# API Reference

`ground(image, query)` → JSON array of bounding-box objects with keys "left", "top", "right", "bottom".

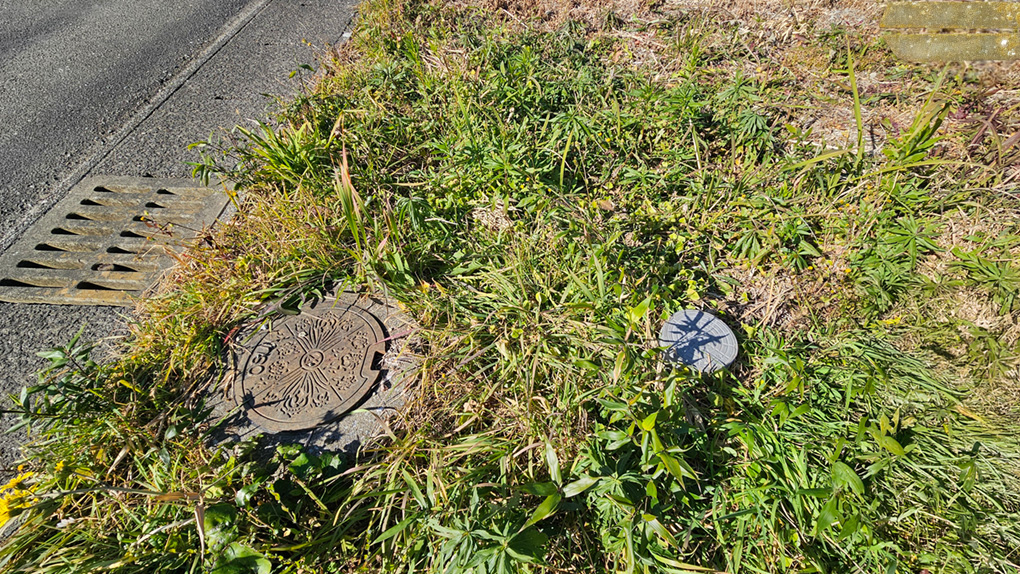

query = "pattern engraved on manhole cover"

[
  {"left": 233, "top": 302, "right": 387, "bottom": 432},
  {"left": 0, "top": 176, "right": 231, "bottom": 306}
]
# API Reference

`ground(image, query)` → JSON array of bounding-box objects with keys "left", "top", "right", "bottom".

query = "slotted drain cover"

[
  {"left": 232, "top": 300, "right": 386, "bottom": 432},
  {"left": 0, "top": 176, "right": 230, "bottom": 306}
]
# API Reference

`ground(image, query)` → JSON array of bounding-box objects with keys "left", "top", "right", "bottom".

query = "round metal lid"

[
  {"left": 658, "top": 309, "right": 738, "bottom": 373},
  {"left": 232, "top": 302, "right": 386, "bottom": 432}
]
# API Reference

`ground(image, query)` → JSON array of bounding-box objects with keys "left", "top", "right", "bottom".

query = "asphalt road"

[{"left": 0, "top": 0, "right": 357, "bottom": 474}]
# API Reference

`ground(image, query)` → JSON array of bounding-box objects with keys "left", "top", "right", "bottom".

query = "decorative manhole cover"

[
  {"left": 658, "top": 309, "right": 738, "bottom": 373},
  {"left": 233, "top": 302, "right": 386, "bottom": 432},
  {"left": 0, "top": 176, "right": 230, "bottom": 306}
]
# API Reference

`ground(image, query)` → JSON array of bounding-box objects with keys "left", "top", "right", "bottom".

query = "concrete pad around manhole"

[
  {"left": 206, "top": 291, "right": 420, "bottom": 456},
  {"left": 0, "top": 176, "right": 231, "bottom": 306}
]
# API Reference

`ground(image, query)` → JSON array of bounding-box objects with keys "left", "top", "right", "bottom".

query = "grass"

[{"left": 2, "top": 0, "right": 1020, "bottom": 572}]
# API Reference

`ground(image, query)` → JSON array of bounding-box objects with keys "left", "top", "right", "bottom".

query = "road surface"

[{"left": 0, "top": 0, "right": 358, "bottom": 474}]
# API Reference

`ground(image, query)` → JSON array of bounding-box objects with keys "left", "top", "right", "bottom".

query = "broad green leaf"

[
  {"left": 607, "top": 493, "right": 634, "bottom": 507},
  {"left": 211, "top": 543, "right": 271, "bottom": 574},
  {"left": 234, "top": 482, "right": 262, "bottom": 508},
  {"left": 562, "top": 475, "right": 600, "bottom": 498},
  {"left": 815, "top": 498, "right": 840, "bottom": 536},
  {"left": 796, "top": 488, "right": 833, "bottom": 498},
  {"left": 597, "top": 399, "right": 629, "bottom": 412},
  {"left": 524, "top": 494, "right": 561, "bottom": 528},
  {"left": 837, "top": 514, "right": 861, "bottom": 540},
  {"left": 639, "top": 411, "right": 658, "bottom": 432},
  {"left": 202, "top": 504, "right": 238, "bottom": 552},
  {"left": 506, "top": 527, "right": 549, "bottom": 564},
  {"left": 879, "top": 435, "right": 906, "bottom": 456},
  {"left": 521, "top": 482, "right": 558, "bottom": 497},
  {"left": 627, "top": 296, "right": 652, "bottom": 324},
  {"left": 650, "top": 429, "right": 665, "bottom": 453},
  {"left": 771, "top": 401, "right": 788, "bottom": 418},
  {"left": 659, "top": 453, "right": 697, "bottom": 483},
  {"left": 790, "top": 404, "right": 811, "bottom": 419},
  {"left": 832, "top": 461, "right": 865, "bottom": 495},
  {"left": 426, "top": 520, "right": 463, "bottom": 539},
  {"left": 287, "top": 452, "right": 316, "bottom": 480},
  {"left": 545, "top": 442, "right": 561, "bottom": 484},
  {"left": 959, "top": 460, "right": 978, "bottom": 492},
  {"left": 613, "top": 350, "right": 627, "bottom": 382},
  {"left": 645, "top": 480, "right": 658, "bottom": 502},
  {"left": 401, "top": 469, "right": 428, "bottom": 508},
  {"left": 879, "top": 414, "right": 891, "bottom": 436},
  {"left": 372, "top": 513, "right": 420, "bottom": 545},
  {"left": 641, "top": 514, "right": 678, "bottom": 547}
]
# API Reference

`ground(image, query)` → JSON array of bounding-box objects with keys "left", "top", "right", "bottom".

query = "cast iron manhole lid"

[
  {"left": 0, "top": 176, "right": 230, "bottom": 306},
  {"left": 232, "top": 301, "right": 387, "bottom": 432},
  {"left": 659, "top": 309, "right": 738, "bottom": 373}
]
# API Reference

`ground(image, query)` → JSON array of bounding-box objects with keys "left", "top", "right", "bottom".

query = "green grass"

[{"left": 3, "top": 1, "right": 1020, "bottom": 572}]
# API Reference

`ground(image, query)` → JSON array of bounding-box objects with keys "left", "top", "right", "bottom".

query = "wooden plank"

[
  {"left": 885, "top": 32, "right": 1020, "bottom": 61},
  {"left": 882, "top": 2, "right": 1020, "bottom": 30}
]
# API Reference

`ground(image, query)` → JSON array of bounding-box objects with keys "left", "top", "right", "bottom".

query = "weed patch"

[{"left": 3, "top": 1, "right": 1020, "bottom": 573}]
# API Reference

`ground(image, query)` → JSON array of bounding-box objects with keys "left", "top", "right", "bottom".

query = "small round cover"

[{"left": 658, "top": 309, "right": 738, "bottom": 373}]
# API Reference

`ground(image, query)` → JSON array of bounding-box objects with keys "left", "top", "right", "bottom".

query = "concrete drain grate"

[{"left": 0, "top": 176, "right": 231, "bottom": 306}]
